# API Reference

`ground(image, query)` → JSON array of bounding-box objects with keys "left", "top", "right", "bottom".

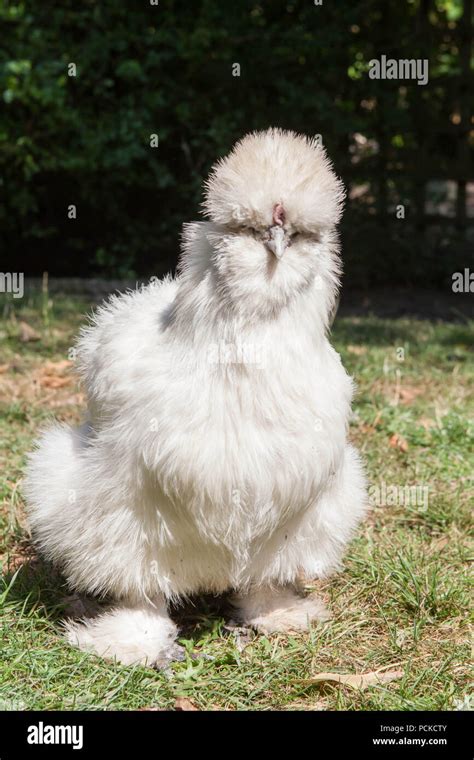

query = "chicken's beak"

[{"left": 265, "top": 226, "right": 287, "bottom": 260}]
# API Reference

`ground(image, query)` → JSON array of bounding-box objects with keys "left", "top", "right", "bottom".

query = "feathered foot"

[
  {"left": 231, "top": 584, "right": 330, "bottom": 634},
  {"left": 64, "top": 596, "right": 182, "bottom": 668}
]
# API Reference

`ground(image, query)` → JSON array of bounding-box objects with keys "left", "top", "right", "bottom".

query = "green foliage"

[{"left": 0, "top": 0, "right": 470, "bottom": 282}]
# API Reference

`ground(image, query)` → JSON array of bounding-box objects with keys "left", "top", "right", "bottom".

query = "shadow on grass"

[
  {"left": 1, "top": 547, "right": 235, "bottom": 646},
  {"left": 1, "top": 550, "right": 78, "bottom": 622},
  {"left": 333, "top": 319, "right": 415, "bottom": 347},
  {"left": 333, "top": 314, "right": 473, "bottom": 349}
]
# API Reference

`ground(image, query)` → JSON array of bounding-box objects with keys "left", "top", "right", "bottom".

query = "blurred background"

[{"left": 0, "top": 0, "right": 473, "bottom": 291}]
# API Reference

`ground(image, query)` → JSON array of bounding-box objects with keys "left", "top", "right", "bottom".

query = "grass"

[{"left": 0, "top": 288, "right": 472, "bottom": 711}]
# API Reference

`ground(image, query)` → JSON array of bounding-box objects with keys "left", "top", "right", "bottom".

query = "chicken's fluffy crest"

[{"left": 203, "top": 128, "right": 346, "bottom": 232}]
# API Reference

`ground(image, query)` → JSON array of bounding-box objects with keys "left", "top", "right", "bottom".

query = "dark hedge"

[{"left": 0, "top": 0, "right": 472, "bottom": 286}]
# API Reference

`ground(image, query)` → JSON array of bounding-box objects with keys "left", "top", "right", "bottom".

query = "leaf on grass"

[
  {"left": 38, "top": 360, "right": 74, "bottom": 389},
  {"left": 174, "top": 697, "right": 199, "bottom": 711},
  {"left": 399, "top": 386, "right": 423, "bottom": 405},
  {"left": 372, "top": 410, "right": 384, "bottom": 428},
  {"left": 389, "top": 433, "right": 409, "bottom": 452},
  {"left": 418, "top": 416, "right": 436, "bottom": 431},
  {"left": 19, "top": 321, "right": 41, "bottom": 342},
  {"left": 429, "top": 536, "right": 450, "bottom": 554},
  {"left": 347, "top": 345, "right": 367, "bottom": 356},
  {"left": 42, "top": 359, "right": 73, "bottom": 373},
  {"left": 39, "top": 376, "right": 71, "bottom": 389},
  {"left": 308, "top": 670, "right": 403, "bottom": 691},
  {"left": 359, "top": 410, "right": 384, "bottom": 435}
]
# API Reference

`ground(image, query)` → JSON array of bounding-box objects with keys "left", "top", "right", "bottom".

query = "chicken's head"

[{"left": 188, "top": 129, "right": 345, "bottom": 321}]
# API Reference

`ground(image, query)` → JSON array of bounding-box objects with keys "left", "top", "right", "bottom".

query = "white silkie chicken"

[{"left": 24, "top": 129, "right": 367, "bottom": 666}]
